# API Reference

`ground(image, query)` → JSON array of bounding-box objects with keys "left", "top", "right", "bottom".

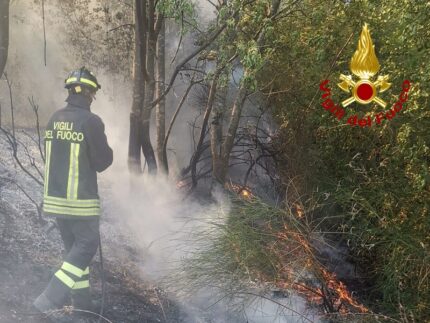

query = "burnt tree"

[
  {"left": 128, "top": 0, "right": 147, "bottom": 174},
  {"left": 128, "top": 0, "right": 160, "bottom": 174}
]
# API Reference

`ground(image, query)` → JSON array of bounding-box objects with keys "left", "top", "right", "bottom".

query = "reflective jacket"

[{"left": 43, "top": 94, "right": 113, "bottom": 219}]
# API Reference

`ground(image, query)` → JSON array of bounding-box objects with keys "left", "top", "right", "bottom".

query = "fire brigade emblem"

[{"left": 338, "top": 23, "right": 391, "bottom": 108}]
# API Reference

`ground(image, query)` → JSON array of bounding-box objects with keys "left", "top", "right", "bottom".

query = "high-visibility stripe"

[
  {"left": 44, "top": 200, "right": 99, "bottom": 208},
  {"left": 66, "top": 77, "right": 98, "bottom": 89},
  {"left": 66, "top": 77, "right": 78, "bottom": 83},
  {"left": 55, "top": 270, "right": 75, "bottom": 289},
  {"left": 73, "top": 280, "right": 90, "bottom": 289},
  {"left": 62, "top": 262, "right": 84, "bottom": 278},
  {"left": 67, "top": 143, "right": 80, "bottom": 200},
  {"left": 83, "top": 267, "right": 90, "bottom": 275},
  {"left": 43, "top": 204, "right": 99, "bottom": 216},
  {"left": 45, "top": 196, "right": 99, "bottom": 204},
  {"left": 44, "top": 141, "right": 52, "bottom": 196},
  {"left": 44, "top": 196, "right": 100, "bottom": 208},
  {"left": 79, "top": 78, "right": 98, "bottom": 89},
  {"left": 66, "top": 143, "right": 74, "bottom": 199},
  {"left": 43, "top": 204, "right": 99, "bottom": 212}
]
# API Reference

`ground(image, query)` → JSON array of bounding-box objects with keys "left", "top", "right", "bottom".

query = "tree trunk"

[
  {"left": 221, "top": 87, "right": 247, "bottom": 165},
  {"left": 210, "top": 89, "right": 224, "bottom": 186},
  {"left": 0, "top": 0, "right": 9, "bottom": 78},
  {"left": 191, "top": 72, "right": 220, "bottom": 187},
  {"left": 210, "top": 0, "right": 281, "bottom": 185},
  {"left": 212, "top": 87, "right": 247, "bottom": 185},
  {"left": 155, "top": 19, "right": 167, "bottom": 173},
  {"left": 165, "top": 78, "right": 199, "bottom": 178},
  {"left": 141, "top": 0, "right": 157, "bottom": 174},
  {"left": 128, "top": 0, "right": 147, "bottom": 174}
]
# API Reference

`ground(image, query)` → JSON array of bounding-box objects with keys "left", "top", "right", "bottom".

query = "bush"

[{"left": 264, "top": 0, "right": 430, "bottom": 320}]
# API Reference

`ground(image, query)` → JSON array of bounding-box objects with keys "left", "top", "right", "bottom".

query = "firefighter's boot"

[
  {"left": 33, "top": 293, "right": 75, "bottom": 323},
  {"left": 72, "top": 289, "right": 101, "bottom": 313},
  {"left": 33, "top": 292, "right": 59, "bottom": 314}
]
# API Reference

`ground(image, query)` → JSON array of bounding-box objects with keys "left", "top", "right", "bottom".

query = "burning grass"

[{"left": 178, "top": 195, "right": 404, "bottom": 322}]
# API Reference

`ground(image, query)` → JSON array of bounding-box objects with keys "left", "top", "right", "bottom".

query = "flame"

[
  {"left": 226, "top": 185, "right": 369, "bottom": 314},
  {"left": 278, "top": 267, "right": 369, "bottom": 314},
  {"left": 350, "top": 24, "right": 380, "bottom": 79},
  {"left": 273, "top": 226, "right": 369, "bottom": 314},
  {"left": 293, "top": 203, "right": 305, "bottom": 218},
  {"left": 229, "top": 183, "right": 255, "bottom": 199},
  {"left": 320, "top": 268, "right": 369, "bottom": 313},
  {"left": 176, "top": 180, "right": 187, "bottom": 189}
]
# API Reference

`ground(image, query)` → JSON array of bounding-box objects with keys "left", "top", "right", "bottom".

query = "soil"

[{"left": 0, "top": 177, "right": 189, "bottom": 323}]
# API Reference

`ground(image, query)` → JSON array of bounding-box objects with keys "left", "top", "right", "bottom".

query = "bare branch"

[
  {"left": 190, "top": 71, "right": 222, "bottom": 188},
  {"left": 170, "top": 11, "right": 184, "bottom": 65},
  {"left": 107, "top": 23, "right": 134, "bottom": 33},
  {"left": 147, "top": 23, "right": 228, "bottom": 110},
  {"left": 0, "top": 176, "right": 44, "bottom": 222},
  {"left": 306, "top": 31, "right": 354, "bottom": 111},
  {"left": 163, "top": 77, "right": 203, "bottom": 160},
  {"left": 0, "top": 77, "right": 44, "bottom": 186},
  {"left": 4, "top": 72, "right": 15, "bottom": 142},
  {"left": 0, "top": 127, "right": 44, "bottom": 186},
  {"left": 28, "top": 96, "right": 45, "bottom": 163}
]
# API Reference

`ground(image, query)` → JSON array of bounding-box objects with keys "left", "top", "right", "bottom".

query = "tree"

[
  {"left": 128, "top": 0, "right": 197, "bottom": 175},
  {"left": 155, "top": 19, "right": 167, "bottom": 173},
  {"left": 263, "top": 0, "right": 430, "bottom": 320},
  {"left": 209, "top": 0, "right": 284, "bottom": 186},
  {"left": 128, "top": 0, "right": 148, "bottom": 174},
  {"left": 176, "top": 0, "right": 300, "bottom": 191}
]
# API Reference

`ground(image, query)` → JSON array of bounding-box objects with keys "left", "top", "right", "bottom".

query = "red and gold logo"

[
  {"left": 338, "top": 23, "right": 391, "bottom": 108},
  {"left": 319, "top": 24, "right": 411, "bottom": 127}
]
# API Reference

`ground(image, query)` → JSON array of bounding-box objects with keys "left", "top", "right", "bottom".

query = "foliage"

[
  {"left": 264, "top": 0, "right": 430, "bottom": 320},
  {"left": 28, "top": 0, "right": 429, "bottom": 319},
  {"left": 57, "top": 0, "right": 134, "bottom": 76},
  {"left": 56, "top": 0, "right": 197, "bottom": 76},
  {"left": 184, "top": 196, "right": 403, "bottom": 321},
  {"left": 213, "top": 0, "right": 281, "bottom": 90},
  {"left": 181, "top": 197, "right": 315, "bottom": 309},
  {"left": 156, "top": 0, "right": 196, "bottom": 32}
]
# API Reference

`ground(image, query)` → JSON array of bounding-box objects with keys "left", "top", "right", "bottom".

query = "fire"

[
  {"left": 350, "top": 23, "right": 380, "bottom": 79},
  {"left": 274, "top": 226, "right": 369, "bottom": 314},
  {"left": 293, "top": 282, "right": 324, "bottom": 304},
  {"left": 319, "top": 268, "right": 369, "bottom": 313},
  {"left": 278, "top": 267, "right": 369, "bottom": 314},
  {"left": 293, "top": 203, "right": 305, "bottom": 218},
  {"left": 229, "top": 183, "right": 255, "bottom": 199},
  {"left": 176, "top": 180, "right": 187, "bottom": 189},
  {"left": 203, "top": 180, "right": 368, "bottom": 315}
]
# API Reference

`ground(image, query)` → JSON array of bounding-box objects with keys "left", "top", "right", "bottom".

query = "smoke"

[
  {"left": 1, "top": 1, "right": 320, "bottom": 322},
  {"left": 194, "top": 0, "right": 217, "bottom": 24},
  {"left": 1, "top": 1, "right": 79, "bottom": 125},
  {"left": 90, "top": 76, "right": 318, "bottom": 323}
]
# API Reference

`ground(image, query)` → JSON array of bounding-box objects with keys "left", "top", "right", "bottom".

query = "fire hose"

[
  {"left": 46, "top": 220, "right": 107, "bottom": 322},
  {"left": 98, "top": 232, "right": 106, "bottom": 323}
]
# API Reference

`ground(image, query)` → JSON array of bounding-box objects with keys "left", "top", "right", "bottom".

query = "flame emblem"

[{"left": 338, "top": 24, "right": 391, "bottom": 108}]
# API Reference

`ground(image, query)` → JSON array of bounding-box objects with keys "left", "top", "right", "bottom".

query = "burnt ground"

[
  {"left": 0, "top": 184, "right": 189, "bottom": 323},
  {"left": 0, "top": 130, "right": 369, "bottom": 323}
]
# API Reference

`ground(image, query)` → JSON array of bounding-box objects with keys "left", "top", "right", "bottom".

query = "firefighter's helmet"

[{"left": 64, "top": 67, "right": 101, "bottom": 92}]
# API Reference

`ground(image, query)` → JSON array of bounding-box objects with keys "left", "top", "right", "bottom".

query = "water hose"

[{"left": 98, "top": 232, "right": 106, "bottom": 323}]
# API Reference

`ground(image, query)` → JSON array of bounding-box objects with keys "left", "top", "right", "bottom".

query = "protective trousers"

[{"left": 41, "top": 218, "right": 99, "bottom": 308}]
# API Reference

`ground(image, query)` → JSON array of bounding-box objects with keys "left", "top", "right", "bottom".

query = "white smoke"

[
  {"left": 2, "top": 1, "right": 320, "bottom": 322},
  {"left": 2, "top": 1, "right": 79, "bottom": 125}
]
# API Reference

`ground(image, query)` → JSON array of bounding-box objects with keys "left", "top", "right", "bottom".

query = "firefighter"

[{"left": 33, "top": 67, "right": 113, "bottom": 320}]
